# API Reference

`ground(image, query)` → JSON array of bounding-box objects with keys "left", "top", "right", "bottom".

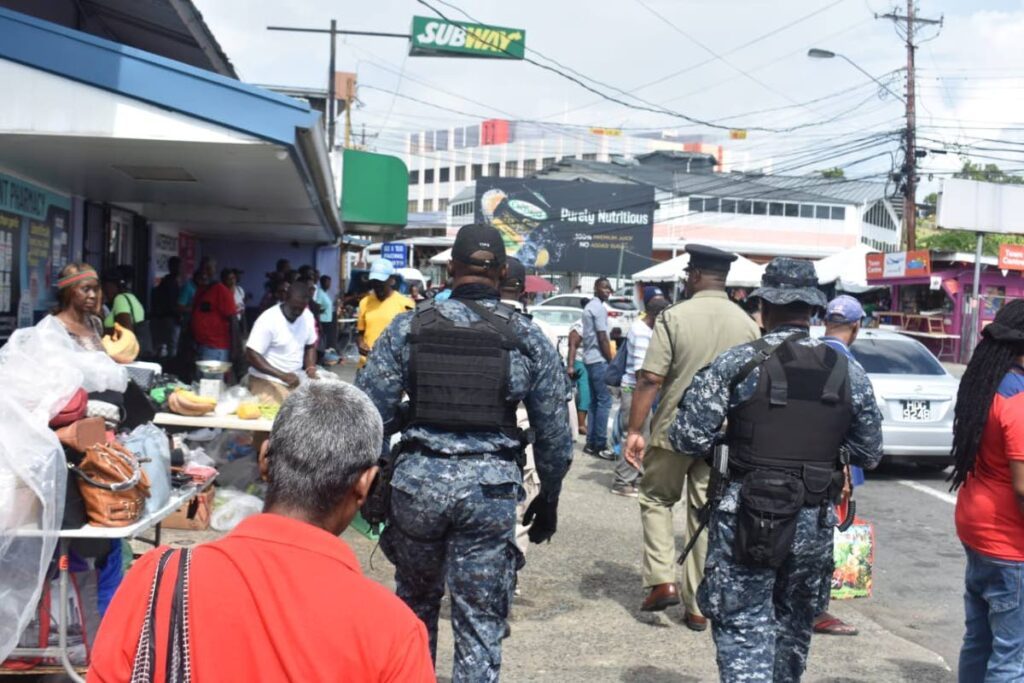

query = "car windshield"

[
  {"left": 850, "top": 338, "right": 946, "bottom": 376},
  {"left": 531, "top": 308, "right": 583, "bottom": 326},
  {"left": 608, "top": 299, "right": 637, "bottom": 311}
]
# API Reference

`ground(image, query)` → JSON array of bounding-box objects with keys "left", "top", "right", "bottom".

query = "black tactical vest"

[
  {"left": 407, "top": 299, "right": 525, "bottom": 436},
  {"left": 727, "top": 334, "right": 854, "bottom": 504}
]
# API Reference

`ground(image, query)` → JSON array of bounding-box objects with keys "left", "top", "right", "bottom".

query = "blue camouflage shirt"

[
  {"left": 669, "top": 325, "right": 883, "bottom": 471},
  {"left": 356, "top": 297, "right": 574, "bottom": 497}
]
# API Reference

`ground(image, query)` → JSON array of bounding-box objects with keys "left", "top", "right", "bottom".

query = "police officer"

[
  {"left": 624, "top": 244, "right": 760, "bottom": 628},
  {"left": 669, "top": 258, "right": 883, "bottom": 682},
  {"left": 356, "top": 224, "right": 573, "bottom": 683}
]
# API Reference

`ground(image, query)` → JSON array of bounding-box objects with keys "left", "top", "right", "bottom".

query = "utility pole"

[{"left": 879, "top": 3, "right": 942, "bottom": 251}]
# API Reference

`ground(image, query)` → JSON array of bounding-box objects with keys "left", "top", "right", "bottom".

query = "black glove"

[{"left": 523, "top": 494, "right": 559, "bottom": 544}]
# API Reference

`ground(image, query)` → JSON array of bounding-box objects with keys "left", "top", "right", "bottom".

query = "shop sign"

[
  {"left": 865, "top": 253, "right": 884, "bottom": 280},
  {"left": 866, "top": 250, "right": 931, "bottom": 280},
  {"left": 410, "top": 16, "right": 525, "bottom": 59},
  {"left": 590, "top": 128, "right": 621, "bottom": 137},
  {"left": 906, "top": 250, "right": 931, "bottom": 277},
  {"left": 998, "top": 243, "right": 1024, "bottom": 271},
  {"left": 381, "top": 242, "right": 408, "bottom": 269}
]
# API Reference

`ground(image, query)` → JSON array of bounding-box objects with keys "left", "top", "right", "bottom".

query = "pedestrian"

[
  {"left": 317, "top": 274, "right": 338, "bottom": 352},
  {"left": 245, "top": 277, "right": 319, "bottom": 406},
  {"left": 949, "top": 299, "right": 1024, "bottom": 682},
  {"left": 582, "top": 277, "right": 615, "bottom": 460},
  {"left": 151, "top": 256, "right": 182, "bottom": 357},
  {"left": 100, "top": 265, "right": 145, "bottom": 334},
  {"left": 87, "top": 382, "right": 436, "bottom": 682},
  {"left": 624, "top": 244, "right": 760, "bottom": 629},
  {"left": 813, "top": 295, "right": 867, "bottom": 637},
  {"left": 670, "top": 257, "right": 883, "bottom": 682},
  {"left": 356, "top": 259, "right": 414, "bottom": 367},
  {"left": 566, "top": 320, "right": 589, "bottom": 436},
  {"left": 190, "top": 259, "right": 236, "bottom": 362},
  {"left": 356, "top": 224, "right": 573, "bottom": 683},
  {"left": 49, "top": 262, "right": 104, "bottom": 351},
  {"left": 611, "top": 286, "right": 669, "bottom": 498}
]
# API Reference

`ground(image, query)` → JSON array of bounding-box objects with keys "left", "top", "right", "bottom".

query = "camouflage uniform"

[
  {"left": 356, "top": 296, "right": 573, "bottom": 683},
  {"left": 669, "top": 259, "right": 883, "bottom": 683}
]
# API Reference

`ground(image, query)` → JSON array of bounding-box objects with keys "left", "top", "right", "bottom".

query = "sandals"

[{"left": 813, "top": 612, "right": 859, "bottom": 636}]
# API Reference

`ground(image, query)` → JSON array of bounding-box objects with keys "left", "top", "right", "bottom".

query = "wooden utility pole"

[{"left": 879, "top": 3, "right": 942, "bottom": 251}]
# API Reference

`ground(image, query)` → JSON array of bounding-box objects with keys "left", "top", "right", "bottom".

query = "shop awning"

[
  {"left": 632, "top": 252, "right": 765, "bottom": 288},
  {"left": 814, "top": 243, "right": 879, "bottom": 289},
  {"left": 0, "top": 7, "right": 342, "bottom": 243}
]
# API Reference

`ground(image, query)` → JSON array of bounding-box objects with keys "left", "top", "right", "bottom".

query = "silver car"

[{"left": 846, "top": 329, "right": 958, "bottom": 468}]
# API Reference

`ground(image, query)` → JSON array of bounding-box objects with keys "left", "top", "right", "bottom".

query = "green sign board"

[{"left": 409, "top": 16, "right": 525, "bottom": 59}]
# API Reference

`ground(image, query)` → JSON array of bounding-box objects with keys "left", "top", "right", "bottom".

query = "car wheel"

[{"left": 914, "top": 458, "right": 952, "bottom": 472}]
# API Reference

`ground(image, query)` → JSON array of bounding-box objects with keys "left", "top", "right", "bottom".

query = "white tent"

[
  {"left": 632, "top": 253, "right": 765, "bottom": 288},
  {"left": 429, "top": 248, "right": 452, "bottom": 265},
  {"left": 814, "top": 243, "right": 880, "bottom": 291}
]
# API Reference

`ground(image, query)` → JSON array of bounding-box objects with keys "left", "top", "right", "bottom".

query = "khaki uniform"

[{"left": 638, "top": 290, "right": 760, "bottom": 614}]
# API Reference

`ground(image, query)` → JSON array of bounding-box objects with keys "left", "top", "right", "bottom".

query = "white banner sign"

[{"left": 938, "top": 178, "right": 1024, "bottom": 235}]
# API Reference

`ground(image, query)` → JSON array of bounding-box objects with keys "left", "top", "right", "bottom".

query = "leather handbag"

[
  {"left": 70, "top": 442, "right": 151, "bottom": 527},
  {"left": 55, "top": 417, "right": 107, "bottom": 453},
  {"left": 49, "top": 388, "right": 88, "bottom": 428}
]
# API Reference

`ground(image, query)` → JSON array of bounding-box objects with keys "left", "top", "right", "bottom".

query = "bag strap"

[
  {"left": 820, "top": 347, "right": 849, "bottom": 405},
  {"left": 69, "top": 444, "right": 142, "bottom": 491},
  {"left": 128, "top": 548, "right": 193, "bottom": 683},
  {"left": 130, "top": 549, "right": 175, "bottom": 683},
  {"left": 115, "top": 293, "right": 139, "bottom": 326},
  {"left": 462, "top": 300, "right": 528, "bottom": 353}
]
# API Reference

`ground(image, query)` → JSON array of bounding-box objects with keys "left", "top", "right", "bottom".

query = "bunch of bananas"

[{"left": 168, "top": 389, "right": 216, "bottom": 417}]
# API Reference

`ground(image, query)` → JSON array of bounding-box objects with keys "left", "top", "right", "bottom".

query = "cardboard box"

[{"left": 162, "top": 487, "right": 215, "bottom": 531}]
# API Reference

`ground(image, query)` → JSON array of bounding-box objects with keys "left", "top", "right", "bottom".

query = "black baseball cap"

[
  {"left": 452, "top": 223, "right": 506, "bottom": 268},
  {"left": 501, "top": 257, "right": 526, "bottom": 291}
]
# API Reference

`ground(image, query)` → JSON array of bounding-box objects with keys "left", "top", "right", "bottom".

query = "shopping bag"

[{"left": 830, "top": 517, "right": 874, "bottom": 600}]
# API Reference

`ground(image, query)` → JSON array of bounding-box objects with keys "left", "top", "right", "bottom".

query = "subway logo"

[{"left": 410, "top": 16, "right": 525, "bottom": 59}]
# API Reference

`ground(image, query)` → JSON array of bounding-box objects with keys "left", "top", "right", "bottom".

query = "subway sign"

[{"left": 409, "top": 16, "right": 525, "bottom": 59}]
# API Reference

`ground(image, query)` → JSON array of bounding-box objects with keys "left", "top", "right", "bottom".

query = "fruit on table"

[
  {"left": 236, "top": 402, "right": 261, "bottom": 420},
  {"left": 168, "top": 389, "right": 216, "bottom": 416}
]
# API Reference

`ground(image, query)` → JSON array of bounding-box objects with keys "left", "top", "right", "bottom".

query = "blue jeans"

[
  {"left": 959, "top": 544, "right": 1024, "bottom": 682},
  {"left": 197, "top": 345, "right": 230, "bottom": 362},
  {"left": 585, "top": 361, "right": 612, "bottom": 450}
]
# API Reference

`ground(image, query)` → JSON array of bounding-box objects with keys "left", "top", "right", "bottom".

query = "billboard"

[
  {"left": 999, "top": 243, "right": 1024, "bottom": 271},
  {"left": 409, "top": 16, "right": 525, "bottom": 59},
  {"left": 938, "top": 178, "right": 1024, "bottom": 235},
  {"left": 474, "top": 178, "right": 654, "bottom": 274},
  {"left": 865, "top": 250, "right": 930, "bottom": 280}
]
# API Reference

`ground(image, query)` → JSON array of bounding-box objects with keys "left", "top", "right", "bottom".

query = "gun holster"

[{"left": 361, "top": 441, "right": 403, "bottom": 526}]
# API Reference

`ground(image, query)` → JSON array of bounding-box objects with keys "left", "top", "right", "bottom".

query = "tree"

[
  {"left": 954, "top": 160, "right": 1024, "bottom": 185},
  {"left": 820, "top": 167, "right": 845, "bottom": 179}
]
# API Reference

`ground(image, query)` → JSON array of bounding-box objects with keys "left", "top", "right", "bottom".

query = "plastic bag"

[
  {"left": 18, "top": 317, "right": 127, "bottom": 396},
  {"left": 214, "top": 385, "right": 257, "bottom": 417},
  {"left": 121, "top": 423, "right": 172, "bottom": 516},
  {"left": 210, "top": 489, "right": 263, "bottom": 532},
  {"left": 831, "top": 517, "right": 875, "bottom": 600}
]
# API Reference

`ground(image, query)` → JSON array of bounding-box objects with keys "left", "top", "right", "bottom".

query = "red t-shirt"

[
  {"left": 87, "top": 514, "right": 434, "bottom": 683},
  {"left": 190, "top": 283, "right": 236, "bottom": 350},
  {"left": 955, "top": 378, "right": 1024, "bottom": 562}
]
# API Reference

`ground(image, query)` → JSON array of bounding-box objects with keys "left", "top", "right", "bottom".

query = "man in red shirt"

[
  {"left": 190, "top": 259, "right": 237, "bottom": 362},
  {"left": 88, "top": 382, "right": 434, "bottom": 682}
]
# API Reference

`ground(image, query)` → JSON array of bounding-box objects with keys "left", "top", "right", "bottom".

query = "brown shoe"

[
  {"left": 684, "top": 612, "right": 708, "bottom": 632},
  {"left": 640, "top": 583, "right": 681, "bottom": 612}
]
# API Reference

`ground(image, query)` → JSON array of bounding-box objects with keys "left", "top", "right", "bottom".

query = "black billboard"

[{"left": 474, "top": 178, "right": 654, "bottom": 274}]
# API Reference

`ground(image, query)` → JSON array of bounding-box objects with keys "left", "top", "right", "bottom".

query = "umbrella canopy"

[
  {"left": 631, "top": 252, "right": 765, "bottom": 288},
  {"left": 814, "top": 243, "right": 879, "bottom": 289},
  {"left": 525, "top": 275, "right": 557, "bottom": 294},
  {"left": 429, "top": 248, "right": 452, "bottom": 265}
]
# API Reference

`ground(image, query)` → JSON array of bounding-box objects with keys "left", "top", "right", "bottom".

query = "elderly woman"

[
  {"left": 88, "top": 382, "right": 434, "bottom": 681},
  {"left": 51, "top": 262, "right": 105, "bottom": 351}
]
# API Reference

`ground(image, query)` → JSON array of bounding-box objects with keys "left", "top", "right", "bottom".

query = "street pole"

[
  {"left": 616, "top": 245, "right": 625, "bottom": 289},
  {"left": 327, "top": 19, "right": 337, "bottom": 150},
  {"left": 344, "top": 75, "right": 354, "bottom": 149},
  {"left": 967, "top": 232, "right": 984, "bottom": 362},
  {"left": 904, "top": 0, "right": 917, "bottom": 251}
]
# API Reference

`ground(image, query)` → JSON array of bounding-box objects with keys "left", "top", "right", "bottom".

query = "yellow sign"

[
  {"left": 729, "top": 129, "right": 748, "bottom": 140},
  {"left": 590, "top": 127, "right": 622, "bottom": 137}
]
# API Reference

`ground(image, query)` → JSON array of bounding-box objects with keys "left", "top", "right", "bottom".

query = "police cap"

[
  {"left": 685, "top": 244, "right": 737, "bottom": 273},
  {"left": 452, "top": 223, "right": 507, "bottom": 268},
  {"left": 501, "top": 257, "right": 527, "bottom": 291}
]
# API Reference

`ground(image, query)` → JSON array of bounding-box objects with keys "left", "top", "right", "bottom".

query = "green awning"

[{"left": 341, "top": 149, "right": 408, "bottom": 236}]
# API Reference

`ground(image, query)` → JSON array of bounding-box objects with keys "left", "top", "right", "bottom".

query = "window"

[
  {"left": 721, "top": 199, "right": 737, "bottom": 213},
  {"left": 799, "top": 204, "right": 814, "bottom": 218},
  {"left": 505, "top": 160, "right": 519, "bottom": 177},
  {"left": 472, "top": 164, "right": 483, "bottom": 180},
  {"left": 409, "top": 170, "right": 419, "bottom": 185},
  {"left": 466, "top": 126, "right": 480, "bottom": 147},
  {"left": 542, "top": 157, "right": 556, "bottom": 169},
  {"left": 768, "top": 202, "right": 784, "bottom": 216},
  {"left": 435, "top": 130, "right": 449, "bottom": 152},
  {"left": 737, "top": 200, "right": 752, "bottom": 214},
  {"left": 582, "top": 153, "right": 598, "bottom": 161},
  {"left": 438, "top": 198, "right": 449, "bottom": 212},
  {"left": 455, "top": 166, "right": 466, "bottom": 182},
  {"left": 423, "top": 131, "right": 434, "bottom": 152},
  {"left": 784, "top": 203, "right": 799, "bottom": 217},
  {"left": 704, "top": 197, "right": 720, "bottom": 212},
  {"left": 689, "top": 197, "right": 703, "bottom": 212},
  {"left": 488, "top": 162, "right": 500, "bottom": 177},
  {"left": 454, "top": 128, "right": 465, "bottom": 149},
  {"left": 407, "top": 199, "right": 418, "bottom": 213},
  {"left": 815, "top": 205, "right": 830, "bottom": 219},
  {"left": 753, "top": 201, "right": 767, "bottom": 215},
  {"left": 424, "top": 169, "right": 435, "bottom": 184},
  {"left": 439, "top": 167, "right": 450, "bottom": 183},
  {"left": 850, "top": 339, "right": 945, "bottom": 376},
  {"left": 831, "top": 206, "right": 846, "bottom": 220},
  {"left": 523, "top": 159, "right": 537, "bottom": 175},
  {"left": 423, "top": 199, "right": 434, "bottom": 212},
  {"left": 410, "top": 133, "right": 420, "bottom": 154}
]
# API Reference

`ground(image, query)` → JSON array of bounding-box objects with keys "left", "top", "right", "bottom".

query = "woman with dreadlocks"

[{"left": 950, "top": 299, "right": 1024, "bottom": 681}]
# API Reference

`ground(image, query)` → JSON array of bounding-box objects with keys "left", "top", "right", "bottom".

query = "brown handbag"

[{"left": 70, "top": 442, "right": 151, "bottom": 527}]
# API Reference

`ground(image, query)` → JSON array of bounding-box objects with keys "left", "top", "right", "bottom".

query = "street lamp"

[{"left": 806, "top": 48, "right": 904, "bottom": 103}]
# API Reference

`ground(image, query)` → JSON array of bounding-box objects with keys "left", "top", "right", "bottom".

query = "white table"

[
  {"left": 153, "top": 411, "right": 274, "bottom": 432},
  {"left": 8, "top": 481, "right": 214, "bottom": 681}
]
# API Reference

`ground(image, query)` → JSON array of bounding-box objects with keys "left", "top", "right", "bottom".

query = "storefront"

[{"left": 865, "top": 250, "right": 1024, "bottom": 362}]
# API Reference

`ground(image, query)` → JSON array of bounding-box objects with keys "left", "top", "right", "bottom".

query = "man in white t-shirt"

[
  {"left": 245, "top": 277, "right": 319, "bottom": 405},
  {"left": 612, "top": 287, "right": 669, "bottom": 497}
]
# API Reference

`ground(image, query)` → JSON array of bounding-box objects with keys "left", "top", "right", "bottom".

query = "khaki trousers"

[{"left": 639, "top": 445, "right": 710, "bottom": 615}]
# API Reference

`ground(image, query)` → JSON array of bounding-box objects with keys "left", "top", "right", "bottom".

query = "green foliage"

[
  {"left": 820, "top": 167, "right": 845, "bottom": 179},
  {"left": 955, "top": 160, "right": 1024, "bottom": 185}
]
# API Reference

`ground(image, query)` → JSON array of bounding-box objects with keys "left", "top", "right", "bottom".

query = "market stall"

[
  {"left": 864, "top": 250, "right": 1024, "bottom": 362},
  {"left": 814, "top": 243, "right": 881, "bottom": 292},
  {"left": 631, "top": 251, "right": 766, "bottom": 300}
]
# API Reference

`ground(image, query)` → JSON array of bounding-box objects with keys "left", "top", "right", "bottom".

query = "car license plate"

[{"left": 901, "top": 400, "right": 931, "bottom": 421}]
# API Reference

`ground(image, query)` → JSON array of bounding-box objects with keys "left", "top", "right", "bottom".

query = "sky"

[{"left": 195, "top": 0, "right": 1024, "bottom": 190}]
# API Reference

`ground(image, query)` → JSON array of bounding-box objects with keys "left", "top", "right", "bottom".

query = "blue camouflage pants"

[
  {"left": 381, "top": 453, "right": 524, "bottom": 683},
  {"left": 698, "top": 504, "right": 834, "bottom": 683}
]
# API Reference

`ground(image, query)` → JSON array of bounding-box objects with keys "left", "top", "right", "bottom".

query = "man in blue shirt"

[{"left": 582, "top": 278, "right": 615, "bottom": 459}]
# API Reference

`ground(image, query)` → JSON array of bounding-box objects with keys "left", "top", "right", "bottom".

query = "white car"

[
  {"left": 528, "top": 305, "right": 583, "bottom": 360},
  {"left": 813, "top": 327, "right": 958, "bottom": 469},
  {"left": 537, "top": 294, "right": 639, "bottom": 332}
]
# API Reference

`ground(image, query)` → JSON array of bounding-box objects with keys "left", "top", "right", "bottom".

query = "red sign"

[
  {"left": 905, "top": 250, "right": 931, "bottom": 277},
  {"left": 999, "top": 243, "right": 1024, "bottom": 271},
  {"left": 865, "top": 253, "right": 884, "bottom": 280}
]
